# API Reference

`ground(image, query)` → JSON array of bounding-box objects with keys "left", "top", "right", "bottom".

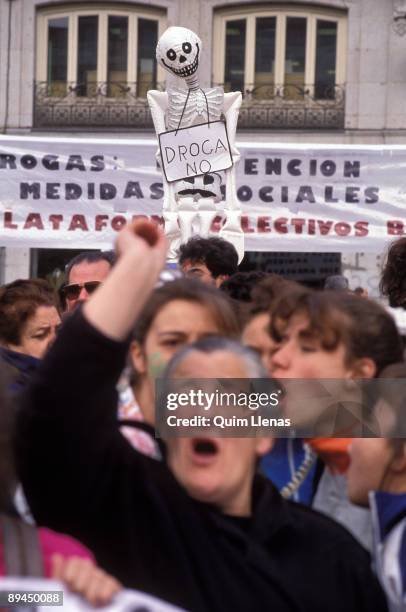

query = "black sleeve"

[
  {"left": 332, "top": 543, "right": 389, "bottom": 612},
  {"left": 15, "top": 309, "right": 153, "bottom": 533}
]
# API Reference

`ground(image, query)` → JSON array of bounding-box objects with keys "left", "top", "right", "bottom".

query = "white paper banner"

[
  {"left": 0, "top": 135, "right": 406, "bottom": 252},
  {"left": 0, "top": 577, "right": 183, "bottom": 611}
]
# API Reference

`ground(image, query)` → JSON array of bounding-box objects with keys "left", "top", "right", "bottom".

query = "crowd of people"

[{"left": 1, "top": 226, "right": 406, "bottom": 610}]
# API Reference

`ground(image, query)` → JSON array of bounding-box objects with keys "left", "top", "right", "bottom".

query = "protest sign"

[
  {"left": 158, "top": 121, "right": 233, "bottom": 182},
  {"left": 1, "top": 135, "right": 406, "bottom": 252}
]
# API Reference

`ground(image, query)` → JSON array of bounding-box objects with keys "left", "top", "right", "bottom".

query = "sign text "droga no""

[{"left": 158, "top": 121, "right": 233, "bottom": 183}]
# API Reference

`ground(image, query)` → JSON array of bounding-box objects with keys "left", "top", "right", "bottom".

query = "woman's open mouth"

[{"left": 190, "top": 438, "right": 219, "bottom": 465}]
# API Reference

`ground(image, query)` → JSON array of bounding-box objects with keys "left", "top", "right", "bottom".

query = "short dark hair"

[
  {"left": 178, "top": 237, "right": 238, "bottom": 278},
  {"left": 65, "top": 250, "right": 116, "bottom": 282},
  {"left": 271, "top": 289, "right": 403, "bottom": 375},
  {"left": 0, "top": 279, "right": 57, "bottom": 346},
  {"left": 380, "top": 237, "right": 406, "bottom": 307},
  {"left": 249, "top": 275, "right": 295, "bottom": 316},
  {"left": 220, "top": 271, "right": 269, "bottom": 303},
  {"left": 163, "top": 336, "right": 268, "bottom": 380},
  {"left": 133, "top": 278, "right": 240, "bottom": 345}
]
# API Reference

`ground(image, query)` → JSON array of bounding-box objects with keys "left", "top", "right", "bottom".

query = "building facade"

[{"left": 0, "top": 0, "right": 405, "bottom": 292}]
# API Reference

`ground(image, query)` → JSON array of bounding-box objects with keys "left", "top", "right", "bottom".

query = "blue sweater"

[{"left": 260, "top": 438, "right": 317, "bottom": 505}]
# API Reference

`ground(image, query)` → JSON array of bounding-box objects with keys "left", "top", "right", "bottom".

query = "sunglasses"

[{"left": 62, "top": 281, "right": 101, "bottom": 300}]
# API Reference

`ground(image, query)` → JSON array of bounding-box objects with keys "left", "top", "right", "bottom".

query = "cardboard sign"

[{"left": 158, "top": 121, "right": 233, "bottom": 183}]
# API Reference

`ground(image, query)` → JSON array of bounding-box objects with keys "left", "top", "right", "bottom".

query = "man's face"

[
  {"left": 65, "top": 260, "right": 111, "bottom": 311},
  {"left": 166, "top": 349, "right": 272, "bottom": 516},
  {"left": 181, "top": 260, "right": 223, "bottom": 287}
]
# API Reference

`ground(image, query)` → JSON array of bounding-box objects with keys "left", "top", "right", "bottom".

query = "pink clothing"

[
  {"left": 0, "top": 527, "right": 94, "bottom": 577},
  {"left": 118, "top": 385, "right": 161, "bottom": 459}
]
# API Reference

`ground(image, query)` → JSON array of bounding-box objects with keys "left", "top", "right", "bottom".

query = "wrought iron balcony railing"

[
  {"left": 33, "top": 81, "right": 345, "bottom": 130},
  {"left": 33, "top": 81, "right": 165, "bottom": 129},
  {"left": 217, "top": 82, "right": 345, "bottom": 130}
]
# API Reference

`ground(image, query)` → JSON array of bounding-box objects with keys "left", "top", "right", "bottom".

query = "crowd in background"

[{"left": 1, "top": 228, "right": 406, "bottom": 610}]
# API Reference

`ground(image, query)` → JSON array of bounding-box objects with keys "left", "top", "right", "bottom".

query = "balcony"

[
  {"left": 225, "top": 83, "right": 345, "bottom": 130},
  {"left": 33, "top": 81, "right": 164, "bottom": 129},
  {"left": 33, "top": 81, "right": 345, "bottom": 130}
]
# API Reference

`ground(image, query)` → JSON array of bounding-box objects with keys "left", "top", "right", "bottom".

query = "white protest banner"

[
  {"left": 158, "top": 121, "right": 233, "bottom": 182},
  {"left": 1, "top": 134, "right": 406, "bottom": 252},
  {"left": 0, "top": 577, "right": 184, "bottom": 611}
]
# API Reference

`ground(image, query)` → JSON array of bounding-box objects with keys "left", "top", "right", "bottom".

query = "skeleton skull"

[{"left": 156, "top": 27, "right": 201, "bottom": 79}]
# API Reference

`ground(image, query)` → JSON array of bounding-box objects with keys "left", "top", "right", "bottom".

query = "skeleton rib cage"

[{"left": 166, "top": 87, "right": 224, "bottom": 131}]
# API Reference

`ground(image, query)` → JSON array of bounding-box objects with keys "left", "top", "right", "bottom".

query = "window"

[
  {"left": 47, "top": 17, "right": 68, "bottom": 96},
  {"left": 36, "top": 5, "right": 166, "bottom": 98},
  {"left": 107, "top": 16, "right": 128, "bottom": 97},
  {"left": 213, "top": 5, "right": 346, "bottom": 100},
  {"left": 138, "top": 18, "right": 159, "bottom": 98},
  {"left": 77, "top": 16, "right": 98, "bottom": 97},
  {"left": 254, "top": 17, "right": 276, "bottom": 95},
  {"left": 224, "top": 20, "right": 246, "bottom": 92},
  {"left": 285, "top": 17, "right": 306, "bottom": 99}
]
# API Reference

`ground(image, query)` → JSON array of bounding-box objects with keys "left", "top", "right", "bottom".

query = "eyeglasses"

[{"left": 62, "top": 281, "right": 101, "bottom": 300}]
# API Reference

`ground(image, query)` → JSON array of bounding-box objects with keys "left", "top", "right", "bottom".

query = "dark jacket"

[
  {"left": 0, "top": 347, "right": 40, "bottom": 394},
  {"left": 16, "top": 311, "right": 388, "bottom": 612},
  {"left": 370, "top": 491, "right": 406, "bottom": 611}
]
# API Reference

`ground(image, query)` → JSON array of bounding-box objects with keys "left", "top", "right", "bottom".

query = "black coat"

[
  {"left": 0, "top": 346, "right": 40, "bottom": 394},
  {"left": 16, "top": 312, "right": 388, "bottom": 612}
]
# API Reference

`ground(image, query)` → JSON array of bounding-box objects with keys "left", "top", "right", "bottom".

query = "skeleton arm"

[
  {"left": 147, "top": 90, "right": 181, "bottom": 260},
  {"left": 222, "top": 91, "right": 242, "bottom": 210},
  {"left": 217, "top": 91, "right": 244, "bottom": 262},
  {"left": 147, "top": 91, "right": 177, "bottom": 213},
  {"left": 147, "top": 90, "right": 168, "bottom": 133},
  {"left": 223, "top": 92, "right": 242, "bottom": 160}
]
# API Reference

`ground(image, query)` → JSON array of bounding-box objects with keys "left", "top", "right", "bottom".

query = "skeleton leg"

[
  {"left": 196, "top": 198, "right": 217, "bottom": 237},
  {"left": 163, "top": 181, "right": 183, "bottom": 261},
  {"left": 219, "top": 165, "right": 244, "bottom": 263},
  {"left": 155, "top": 153, "right": 184, "bottom": 260},
  {"left": 177, "top": 197, "right": 198, "bottom": 243}
]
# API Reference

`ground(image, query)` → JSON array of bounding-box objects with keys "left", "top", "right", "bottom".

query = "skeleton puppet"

[{"left": 147, "top": 26, "right": 244, "bottom": 261}]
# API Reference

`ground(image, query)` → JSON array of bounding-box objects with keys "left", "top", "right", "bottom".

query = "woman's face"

[
  {"left": 10, "top": 305, "right": 61, "bottom": 359},
  {"left": 270, "top": 313, "right": 352, "bottom": 379},
  {"left": 132, "top": 299, "right": 224, "bottom": 382},
  {"left": 269, "top": 312, "right": 377, "bottom": 432}
]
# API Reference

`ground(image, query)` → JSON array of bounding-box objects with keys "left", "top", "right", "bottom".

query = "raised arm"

[
  {"left": 84, "top": 221, "right": 167, "bottom": 340},
  {"left": 16, "top": 222, "right": 167, "bottom": 537}
]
